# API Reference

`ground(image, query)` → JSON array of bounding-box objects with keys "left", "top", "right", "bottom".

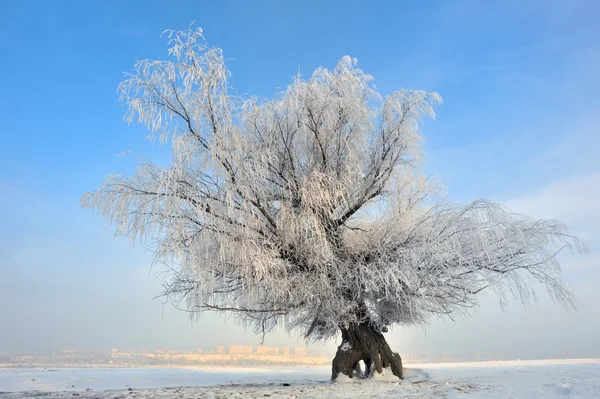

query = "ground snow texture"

[{"left": 1, "top": 360, "right": 599, "bottom": 398}]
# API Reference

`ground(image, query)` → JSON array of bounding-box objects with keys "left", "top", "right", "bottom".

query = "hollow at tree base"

[{"left": 331, "top": 322, "right": 403, "bottom": 380}]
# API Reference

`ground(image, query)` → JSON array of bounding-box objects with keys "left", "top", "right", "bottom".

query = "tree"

[{"left": 82, "top": 27, "right": 587, "bottom": 380}]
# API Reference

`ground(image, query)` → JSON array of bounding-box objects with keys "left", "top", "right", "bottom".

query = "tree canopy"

[{"left": 82, "top": 27, "right": 586, "bottom": 345}]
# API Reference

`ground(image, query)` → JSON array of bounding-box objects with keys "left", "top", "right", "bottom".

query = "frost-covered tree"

[{"left": 82, "top": 27, "right": 587, "bottom": 380}]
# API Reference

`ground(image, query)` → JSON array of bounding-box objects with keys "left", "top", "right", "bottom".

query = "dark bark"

[{"left": 331, "top": 322, "right": 403, "bottom": 380}]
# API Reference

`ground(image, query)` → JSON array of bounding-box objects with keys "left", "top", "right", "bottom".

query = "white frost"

[
  {"left": 3, "top": 360, "right": 600, "bottom": 398},
  {"left": 81, "top": 25, "right": 587, "bottom": 343}
]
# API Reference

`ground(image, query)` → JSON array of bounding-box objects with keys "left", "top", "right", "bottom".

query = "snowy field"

[{"left": 1, "top": 359, "right": 599, "bottom": 398}]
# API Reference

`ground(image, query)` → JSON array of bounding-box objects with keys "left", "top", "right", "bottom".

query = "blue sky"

[{"left": 1, "top": 0, "right": 599, "bottom": 358}]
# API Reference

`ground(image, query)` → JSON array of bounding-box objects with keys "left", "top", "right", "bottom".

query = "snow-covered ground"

[{"left": 1, "top": 359, "right": 599, "bottom": 398}]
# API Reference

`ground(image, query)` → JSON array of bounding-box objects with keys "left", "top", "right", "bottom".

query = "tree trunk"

[{"left": 331, "top": 322, "right": 403, "bottom": 380}]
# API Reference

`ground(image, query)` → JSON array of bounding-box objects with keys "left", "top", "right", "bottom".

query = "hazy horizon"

[{"left": 1, "top": 0, "right": 599, "bottom": 361}]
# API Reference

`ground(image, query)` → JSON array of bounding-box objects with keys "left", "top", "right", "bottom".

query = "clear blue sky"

[{"left": 1, "top": 0, "right": 599, "bottom": 358}]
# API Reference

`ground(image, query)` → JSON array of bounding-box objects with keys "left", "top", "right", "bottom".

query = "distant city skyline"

[{"left": 3, "top": 345, "right": 580, "bottom": 367}]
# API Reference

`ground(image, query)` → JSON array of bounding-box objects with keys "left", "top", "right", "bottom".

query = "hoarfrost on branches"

[{"left": 82, "top": 27, "right": 587, "bottom": 344}]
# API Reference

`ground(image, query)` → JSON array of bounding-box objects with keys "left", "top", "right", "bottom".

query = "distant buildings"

[
  {"left": 228, "top": 345, "right": 254, "bottom": 355},
  {"left": 256, "top": 346, "right": 279, "bottom": 355},
  {"left": 294, "top": 347, "right": 308, "bottom": 356},
  {"left": 3, "top": 345, "right": 330, "bottom": 368},
  {"left": 2, "top": 347, "right": 577, "bottom": 368}
]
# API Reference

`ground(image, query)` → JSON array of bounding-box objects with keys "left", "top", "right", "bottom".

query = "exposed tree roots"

[{"left": 331, "top": 322, "right": 403, "bottom": 380}]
